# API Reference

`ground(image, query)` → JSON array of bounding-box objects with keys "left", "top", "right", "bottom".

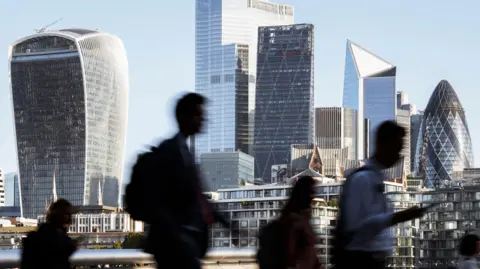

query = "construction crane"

[{"left": 35, "top": 18, "right": 63, "bottom": 33}]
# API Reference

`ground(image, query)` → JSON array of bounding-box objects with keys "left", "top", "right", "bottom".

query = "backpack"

[
  {"left": 124, "top": 147, "right": 160, "bottom": 222},
  {"left": 257, "top": 218, "right": 291, "bottom": 269},
  {"left": 331, "top": 166, "right": 373, "bottom": 269}
]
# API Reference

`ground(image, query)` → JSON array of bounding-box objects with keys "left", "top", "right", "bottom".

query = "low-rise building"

[
  {"left": 200, "top": 151, "right": 254, "bottom": 190},
  {"left": 207, "top": 175, "right": 407, "bottom": 267},
  {"left": 38, "top": 205, "right": 143, "bottom": 233},
  {"left": 418, "top": 185, "right": 480, "bottom": 269}
]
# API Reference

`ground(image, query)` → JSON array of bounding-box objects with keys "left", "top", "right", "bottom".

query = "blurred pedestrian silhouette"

[
  {"left": 127, "top": 93, "right": 229, "bottom": 269},
  {"left": 333, "top": 121, "right": 427, "bottom": 269},
  {"left": 457, "top": 233, "right": 479, "bottom": 269},
  {"left": 258, "top": 176, "right": 321, "bottom": 269},
  {"left": 21, "top": 199, "right": 78, "bottom": 269}
]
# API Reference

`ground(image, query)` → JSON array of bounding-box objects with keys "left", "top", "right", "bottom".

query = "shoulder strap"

[{"left": 336, "top": 166, "right": 374, "bottom": 244}]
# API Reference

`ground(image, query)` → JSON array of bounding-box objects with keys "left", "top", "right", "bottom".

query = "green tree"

[
  {"left": 113, "top": 241, "right": 122, "bottom": 249},
  {"left": 327, "top": 199, "right": 338, "bottom": 207},
  {"left": 121, "top": 233, "right": 144, "bottom": 249}
]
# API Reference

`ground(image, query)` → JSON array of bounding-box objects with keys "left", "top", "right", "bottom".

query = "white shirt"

[
  {"left": 458, "top": 257, "right": 478, "bottom": 269},
  {"left": 343, "top": 159, "right": 394, "bottom": 253}
]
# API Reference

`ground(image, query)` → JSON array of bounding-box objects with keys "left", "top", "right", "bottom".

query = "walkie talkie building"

[{"left": 8, "top": 29, "right": 129, "bottom": 218}]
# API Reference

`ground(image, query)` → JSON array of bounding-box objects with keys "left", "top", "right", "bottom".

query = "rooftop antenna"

[{"left": 35, "top": 18, "right": 63, "bottom": 33}]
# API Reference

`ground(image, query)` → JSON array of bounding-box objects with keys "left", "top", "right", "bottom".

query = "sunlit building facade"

[
  {"left": 4, "top": 172, "right": 21, "bottom": 211},
  {"left": 396, "top": 109, "right": 411, "bottom": 175},
  {"left": 315, "top": 107, "right": 357, "bottom": 160},
  {"left": 8, "top": 29, "right": 129, "bottom": 218},
  {"left": 342, "top": 40, "right": 396, "bottom": 159},
  {"left": 416, "top": 80, "right": 474, "bottom": 188},
  {"left": 253, "top": 24, "right": 314, "bottom": 182},
  {"left": 194, "top": 0, "right": 294, "bottom": 160}
]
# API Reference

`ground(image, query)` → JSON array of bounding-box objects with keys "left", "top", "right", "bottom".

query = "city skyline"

[{"left": 1, "top": 0, "right": 480, "bottom": 179}]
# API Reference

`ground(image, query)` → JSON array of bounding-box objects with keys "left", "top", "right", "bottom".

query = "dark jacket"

[
  {"left": 21, "top": 223, "right": 76, "bottom": 269},
  {"left": 144, "top": 135, "right": 228, "bottom": 262}
]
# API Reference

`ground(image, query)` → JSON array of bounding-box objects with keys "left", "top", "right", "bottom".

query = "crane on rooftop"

[{"left": 35, "top": 18, "right": 63, "bottom": 33}]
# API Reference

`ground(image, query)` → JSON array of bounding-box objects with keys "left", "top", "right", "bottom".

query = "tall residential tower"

[
  {"left": 194, "top": 0, "right": 294, "bottom": 160},
  {"left": 8, "top": 29, "right": 129, "bottom": 218}
]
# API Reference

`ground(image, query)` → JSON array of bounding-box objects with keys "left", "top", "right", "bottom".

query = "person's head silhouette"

[
  {"left": 283, "top": 176, "right": 316, "bottom": 217},
  {"left": 374, "top": 120, "right": 406, "bottom": 168},
  {"left": 459, "top": 233, "right": 480, "bottom": 257},
  {"left": 46, "top": 199, "right": 76, "bottom": 229},
  {"left": 175, "top": 93, "right": 206, "bottom": 137}
]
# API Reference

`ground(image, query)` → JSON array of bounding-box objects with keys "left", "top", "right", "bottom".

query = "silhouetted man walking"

[
  {"left": 334, "top": 121, "right": 427, "bottom": 269},
  {"left": 143, "top": 93, "right": 228, "bottom": 269}
]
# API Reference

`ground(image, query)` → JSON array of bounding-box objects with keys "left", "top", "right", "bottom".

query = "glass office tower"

[
  {"left": 254, "top": 24, "right": 314, "bottom": 182},
  {"left": 8, "top": 29, "right": 129, "bottom": 218},
  {"left": 195, "top": 0, "right": 294, "bottom": 160},
  {"left": 342, "top": 40, "right": 396, "bottom": 159},
  {"left": 417, "top": 80, "right": 474, "bottom": 188}
]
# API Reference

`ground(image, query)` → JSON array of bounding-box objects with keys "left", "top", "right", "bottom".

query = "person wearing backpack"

[
  {"left": 332, "top": 121, "right": 427, "bottom": 269},
  {"left": 258, "top": 176, "right": 321, "bottom": 269},
  {"left": 21, "top": 199, "right": 78, "bottom": 269},
  {"left": 125, "top": 93, "right": 229, "bottom": 269}
]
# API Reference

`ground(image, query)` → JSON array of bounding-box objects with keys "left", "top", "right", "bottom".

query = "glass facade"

[
  {"left": 200, "top": 151, "right": 254, "bottom": 191},
  {"left": 363, "top": 76, "right": 396, "bottom": 153},
  {"left": 417, "top": 80, "right": 474, "bottom": 188},
  {"left": 194, "top": 0, "right": 294, "bottom": 160},
  {"left": 410, "top": 111, "right": 424, "bottom": 175},
  {"left": 8, "top": 30, "right": 128, "bottom": 218},
  {"left": 253, "top": 24, "right": 315, "bottom": 182},
  {"left": 4, "top": 172, "right": 21, "bottom": 210},
  {"left": 342, "top": 40, "right": 396, "bottom": 159}
]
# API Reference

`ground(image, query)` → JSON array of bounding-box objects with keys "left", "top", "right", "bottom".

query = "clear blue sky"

[{"left": 1, "top": 0, "right": 480, "bottom": 181}]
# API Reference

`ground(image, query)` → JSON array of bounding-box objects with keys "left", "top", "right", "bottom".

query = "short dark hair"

[
  {"left": 46, "top": 199, "right": 75, "bottom": 224},
  {"left": 175, "top": 93, "right": 206, "bottom": 125},
  {"left": 375, "top": 120, "right": 406, "bottom": 146},
  {"left": 459, "top": 233, "right": 479, "bottom": 256}
]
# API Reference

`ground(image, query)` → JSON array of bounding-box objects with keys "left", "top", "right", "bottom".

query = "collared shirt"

[
  {"left": 458, "top": 256, "right": 478, "bottom": 269},
  {"left": 176, "top": 133, "right": 192, "bottom": 164},
  {"left": 343, "top": 158, "right": 394, "bottom": 253}
]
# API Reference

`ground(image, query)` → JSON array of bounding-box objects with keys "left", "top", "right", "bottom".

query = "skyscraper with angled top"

[
  {"left": 8, "top": 28, "right": 129, "bottom": 218},
  {"left": 194, "top": 0, "right": 294, "bottom": 160},
  {"left": 342, "top": 40, "right": 397, "bottom": 160}
]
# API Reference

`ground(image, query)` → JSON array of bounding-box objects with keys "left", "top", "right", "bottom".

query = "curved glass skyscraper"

[
  {"left": 8, "top": 29, "right": 129, "bottom": 218},
  {"left": 417, "top": 80, "right": 473, "bottom": 188}
]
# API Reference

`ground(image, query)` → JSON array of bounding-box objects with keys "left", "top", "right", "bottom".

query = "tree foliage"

[
  {"left": 113, "top": 241, "right": 122, "bottom": 249},
  {"left": 327, "top": 199, "right": 338, "bottom": 207},
  {"left": 121, "top": 232, "right": 144, "bottom": 249}
]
